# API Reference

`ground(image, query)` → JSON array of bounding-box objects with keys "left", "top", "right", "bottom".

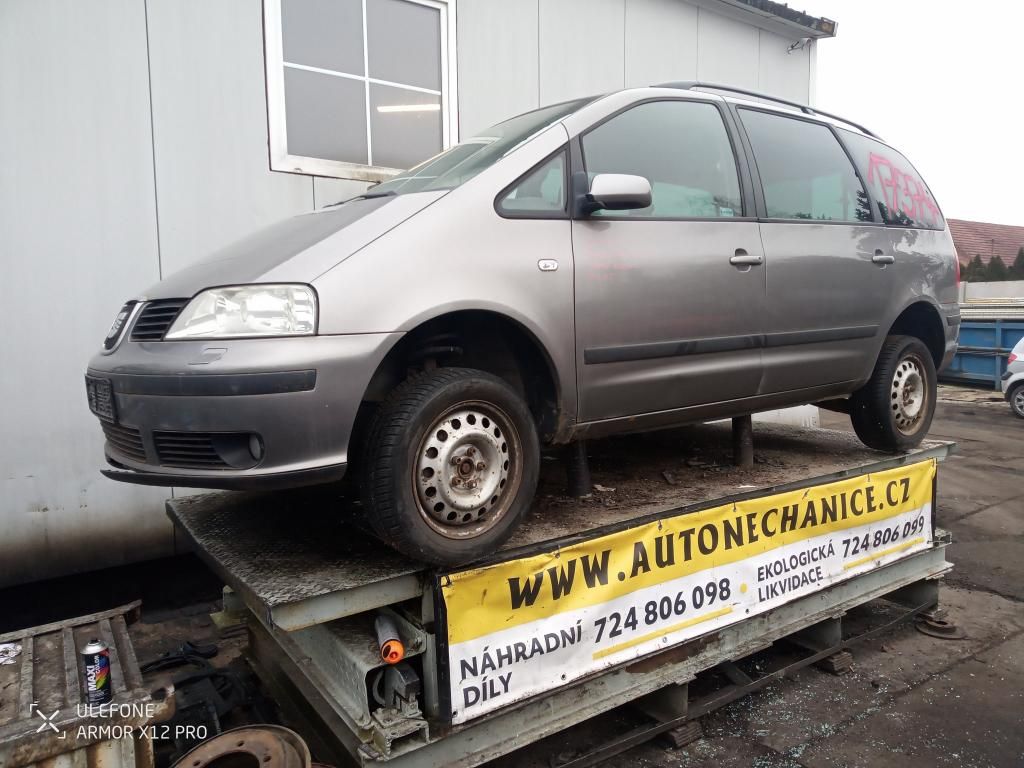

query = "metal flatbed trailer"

[{"left": 167, "top": 422, "right": 954, "bottom": 767}]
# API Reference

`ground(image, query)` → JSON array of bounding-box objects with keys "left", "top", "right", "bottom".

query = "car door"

[
  {"left": 571, "top": 98, "right": 766, "bottom": 423},
  {"left": 735, "top": 107, "right": 893, "bottom": 394}
]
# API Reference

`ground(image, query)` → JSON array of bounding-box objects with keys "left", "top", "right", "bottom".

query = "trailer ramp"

[{"left": 168, "top": 423, "right": 954, "bottom": 767}]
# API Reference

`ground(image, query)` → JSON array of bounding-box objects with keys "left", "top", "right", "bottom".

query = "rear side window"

[
  {"left": 839, "top": 129, "right": 944, "bottom": 230},
  {"left": 581, "top": 100, "right": 742, "bottom": 219},
  {"left": 739, "top": 109, "right": 871, "bottom": 223}
]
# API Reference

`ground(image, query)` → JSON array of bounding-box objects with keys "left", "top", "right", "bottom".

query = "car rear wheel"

[
  {"left": 850, "top": 335, "right": 937, "bottom": 452},
  {"left": 360, "top": 367, "right": 539, "bottom": 565},
  {"left": 1010, "top": 383, "right": 1024, "bottom": 419}
]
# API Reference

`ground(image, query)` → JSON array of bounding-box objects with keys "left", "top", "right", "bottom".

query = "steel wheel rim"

[
  {"left": 413, "top": 400, "right": 523, "bottom": 540},
  {"left": 1014, "top": 389, "right": 1024, "bottom": 417},
  {"left": 891, "top": 354, "right": 928, "bottom": 434}
]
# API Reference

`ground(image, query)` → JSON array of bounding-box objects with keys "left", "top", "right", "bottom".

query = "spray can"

[{"left": 81, "top": 638, "right": 113, "bottom": 705}]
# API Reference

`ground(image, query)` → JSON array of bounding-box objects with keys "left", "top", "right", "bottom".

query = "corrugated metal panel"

[
  {"left": 624, "top": 0, "right": 699, "bottom": 87},
  {"left": 456, "top": 0, "right": 540, "bottom": 138},
  {"left": 539, "top": 0, "right": 625, "bottom": 105},
  {"left": 696, "top": 5, "right": 759, "bottom": 88},
  {"left": 145, "top": 0, "right": 313, "bottom": 278},
  {"left": 0, "top": 0, "right": 172, "bottom": 588},
  {"left": 756, "top": 27, "right": 811, "bottom": 103},
  {"left": 961, "top": 305, "right": 1024, "bottom": 320}
]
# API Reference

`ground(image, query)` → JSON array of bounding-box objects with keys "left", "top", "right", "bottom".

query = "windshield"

[{"left": 363, "top": 97, "right": 592, "bottom": 197}]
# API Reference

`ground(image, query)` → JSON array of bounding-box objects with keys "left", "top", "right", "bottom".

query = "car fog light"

[{"left": 248, "top": 434, "right": 264, "bottom": 461}]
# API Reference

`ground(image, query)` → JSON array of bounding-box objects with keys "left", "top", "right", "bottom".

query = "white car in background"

[{"left": 1002, "top": 337, "right": 1024, "bottom": 418}]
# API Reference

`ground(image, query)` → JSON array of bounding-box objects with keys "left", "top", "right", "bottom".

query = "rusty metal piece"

[
  {"left": 173, "top": 726, "right": 311, "bottom": 768},
  {"left": 915, "top": 615, "right": 965, "bottom": 639},
  {"left": 732, "top": 415, "right": 753, "bottom": 467},
  {"left": 565, "top": 440, "right": 592, "bottom": 497}
]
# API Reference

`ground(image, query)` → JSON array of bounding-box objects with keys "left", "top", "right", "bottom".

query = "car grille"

[
  {"left": 130, "top": 298, "right": 189, "bottom": 341},
  {"left": 101, "top": 423, "right": 147, "bottom": 462},
  {"left": 154, "top": 432, "right": 231, "bottom": 469}
]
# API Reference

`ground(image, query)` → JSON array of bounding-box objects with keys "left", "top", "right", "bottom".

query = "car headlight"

[{"left": 165, "top": 284, "right": 317, "bottom": 340}]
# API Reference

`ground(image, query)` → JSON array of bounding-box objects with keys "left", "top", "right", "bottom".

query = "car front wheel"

[
  {"left": 850, "top": 335, "right": 937, "bottom": 452},
  {"left": 360, "top": 367, "right": 540, "bottom": 566}
]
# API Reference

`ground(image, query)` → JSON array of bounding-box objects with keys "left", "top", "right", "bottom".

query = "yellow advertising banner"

[{"left": 441, "top": 459, "right": 936, "bottom": 723}]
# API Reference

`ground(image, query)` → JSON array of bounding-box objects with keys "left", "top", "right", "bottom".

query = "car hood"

[{"left": 141, "top": 191, "right": 447, "bottom": 300}]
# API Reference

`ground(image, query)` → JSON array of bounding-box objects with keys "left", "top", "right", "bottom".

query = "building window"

[{"left": 264, "top": 0, "right": 458, "bottom": 181}]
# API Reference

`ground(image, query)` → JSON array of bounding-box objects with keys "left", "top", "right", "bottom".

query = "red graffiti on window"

[{"left": 866, "top": 152, "right": 940, "bottom": 226}]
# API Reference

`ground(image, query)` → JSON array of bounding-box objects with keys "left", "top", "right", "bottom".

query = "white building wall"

[
  {"left": 0, "top": 0, "right": 819, "bottom": 586},
  {"left": 757, "top": 28, "right": 812, "bottom": 103},
  {"left": 146, "top": 0, "right": 315, "bottom": 276},
  {"left": 457, "top": 0, "right": 815, "bottom": 138},
  {"left": 0, "top": 0, "right": 170, "bottom": 584},
  {"left": 455, "top": 0, "right": 540, "bottom": 139},
  {"left": 624, "top": 0, "right": 699, "bottom": 87}
]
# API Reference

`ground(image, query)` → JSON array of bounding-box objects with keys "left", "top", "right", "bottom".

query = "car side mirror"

[{"left": 583, "top": 174, "right": 652, "bottom": 215}]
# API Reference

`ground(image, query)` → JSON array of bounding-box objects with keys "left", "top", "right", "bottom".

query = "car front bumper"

[{"left": 86, "top": 332, "right": 401, "bottom": 490}]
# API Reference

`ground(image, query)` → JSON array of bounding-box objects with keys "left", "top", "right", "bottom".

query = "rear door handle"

[
  {"left": 729, "top": 249, "right": 763, "bottom": 267},
  {"left": 872, "top": 250, "right": 895, "bottom": 265}
]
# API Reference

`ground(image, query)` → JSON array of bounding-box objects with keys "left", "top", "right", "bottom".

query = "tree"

[
  {"left": 964, "top": 254, "right": 985, "bottom": 282},
  {"left": 1010, "top": 247, "right": 1024, "bottom": 281},
  {"left": 986, "top": 254, "right": 1008, "bottom": 281}
]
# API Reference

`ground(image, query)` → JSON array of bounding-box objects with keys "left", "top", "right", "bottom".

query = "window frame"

[
  {"left": 572, "top": 97, "right": 754, "bottom": 223},
  {"left": 731, "top": 105, "right": 881, "bottom": 226},
  {"left": 493, "top": 147, "right": 571, "bottom": 220},
  {"left": 263, "top": 0, "right": 459, "bottom": 182}
]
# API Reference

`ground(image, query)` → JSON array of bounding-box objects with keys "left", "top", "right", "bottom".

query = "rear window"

[{"left": 839, "top": 129, "right": 944, "bottom": 230}]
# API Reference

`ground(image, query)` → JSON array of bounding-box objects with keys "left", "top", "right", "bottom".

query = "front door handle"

[
  {"left": 729, "top": 249, "right": 763, "bottom": 267},
  {"left": 872, "top": 250, "right": 896, "bottom": 265}
]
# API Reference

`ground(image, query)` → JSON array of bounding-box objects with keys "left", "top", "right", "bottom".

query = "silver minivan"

[{"left": 86, "top": 83, "right": 960, "bottom": 564}]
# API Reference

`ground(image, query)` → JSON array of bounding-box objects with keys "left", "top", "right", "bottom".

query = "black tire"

[
  {"left": 1009, "top": 383, "right": 1024, "bottom": 419},
  {"left": 360, "top": 367, "right": 540, "bottom": 565},
  {"left": 850, "top": 335, "right": 937, "bottom": 452}
]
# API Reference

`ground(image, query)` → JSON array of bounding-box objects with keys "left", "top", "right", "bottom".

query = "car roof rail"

[{"left": 655, "top": 81, "right": 880, "bottom": 139}]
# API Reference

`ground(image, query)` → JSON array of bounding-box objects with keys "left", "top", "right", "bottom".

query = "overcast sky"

[{"left": 804, "top": 0, "right": 1023, "bottom": 226}]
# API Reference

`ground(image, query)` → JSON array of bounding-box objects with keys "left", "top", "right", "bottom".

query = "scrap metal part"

[
  {"left": 172, "top": 725, "right": 310, "bottom": 768},
  {"left": 0, "top": 601, "right": 159, "bottom": 768}
]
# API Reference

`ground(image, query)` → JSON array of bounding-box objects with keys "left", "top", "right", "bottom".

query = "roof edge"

[{"left": 708, "top": 0, "right": 837, "bottom": 39}]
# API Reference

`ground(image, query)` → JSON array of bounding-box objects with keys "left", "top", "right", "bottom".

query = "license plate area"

[{"left": 86, "top": 376, "right": 116, "bottom": 422}]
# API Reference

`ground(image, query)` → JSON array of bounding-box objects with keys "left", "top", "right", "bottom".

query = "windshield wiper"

[{"left": 324, "top": 190, "right": 397, "bottom": 208}]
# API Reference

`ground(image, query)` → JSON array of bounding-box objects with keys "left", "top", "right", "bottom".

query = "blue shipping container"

[{"left": 941, "top": 320, "right": 1024, "bottom": 389}]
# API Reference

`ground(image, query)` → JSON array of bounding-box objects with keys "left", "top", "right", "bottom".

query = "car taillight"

[{"left": 1010, "top": 353, "right": 1018, "bottom": 365}]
